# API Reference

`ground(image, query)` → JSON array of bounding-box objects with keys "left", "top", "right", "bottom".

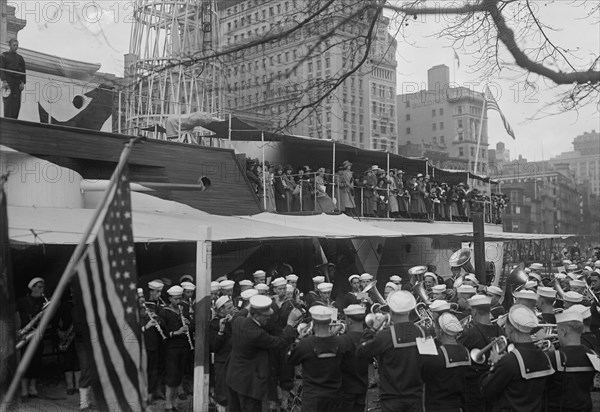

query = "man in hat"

[
  {"left": 359, "top": 273, "right": 373, "bottom": 291},
  {"left": 253, "top": 270, "right": 267, "bottom": 285},
  {"left": 513, "top": 290, "right": 539, "bottom": 311},
  {"left": 316, "top": 282, "right": 334, "bottom": 307},
  {"left": 209, "top": 296, "right": 236, "bottom": 411},
  {"left": 454, "top": 285, "right": 476, "bottom": 321},
  {"left": 16, "top": 277, "right": 47, "bottom": 398},
  {"left": 288, "top": 305, "right": 351, "bottom": 410},
  {"left": 140, "top": 281, "right": 167, "bottom": 403},
  {"left": 384, "top": 282, "right": 399, "bottom": 299},
  {"left": 421, "top": 312, "right": 471, "bottom": 412},
  {"left": 568, "top": 305, "right": 600, "bottom": 353},
  {"left": 220, "top": 280, "right": 235, "bottom": 298},
  {"left": 431, "top": 284, "right": 447, "bottom": 301},
  {"left": 0, "top": 38, "right": 26, "bottom": 118},
  {"left": 336, "top": 275, "right": 362, "bottom": 311},
  {"left": 537, "top": 287, "right": 558, "bottom": 324},
  {"left": 390, "top": 275, "right": 402, "bottom": 287},
  {"left": 486, "top": 286, "right": 506, "bottom": 320},
  {"left": 357, "top": 291, "right": 424, "bottom": 411},
  {"left": 226, "top": 295, "right": 303, "bottom": 411},
  {"left": 338, "top": 160, "right": 357, "bottom": 216},
  {"left": 304, "top": 276, "right": 325, "bottom": 307},
  {"left": 563, "top": 291, "right": 584, "bottom": 310},
  {"left": 480, "top": 305, "right": 554, "bottom": 412},
  {"left": 457, "top": 295, "right": 504, "bottom": 412},
  {"left": 158, "top": 286, "right": 194, "bottom": 411},
  {"left": 546, "top": 309, "right": 596, "bottom": 412},
  {"left": 338, "top": 304, "right": 370, "bottom": 412}
]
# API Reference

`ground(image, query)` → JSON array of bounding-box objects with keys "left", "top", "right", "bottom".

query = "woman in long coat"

[
  {"left": 338, "top": 160, "right": 356, "bottom": 215},
  {"left": 362, "top": 167, "right": 378, "bottom": 217},
  {"left": 387, "top": 169, "right": 400, "bottom": 218},
  {"left": 314, "top": 167, "right": 336, "bottom": 213}
]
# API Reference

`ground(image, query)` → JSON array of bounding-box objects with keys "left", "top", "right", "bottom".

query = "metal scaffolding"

[{"left": 126, "top": 0, "right": 223, "bottom": 141}]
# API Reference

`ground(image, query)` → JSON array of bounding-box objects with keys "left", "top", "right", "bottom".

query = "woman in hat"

[
  {"left": 273, "top": 165, "right": 288, "bottom": 213},
  {"left": 387, "top": 169, "right": 400, "bottom": 218},
  {"left": 257, "top": 163, "right": 276, "bottom": 212},
  {"left": 282, "top": 165, "right": 297, "bottom": 212},
  {"left": 295, "top": 167, "right": 314, "bottom": 212},
  {"left": 362, "top": 167, "right": 378, "bottom": 217},
  {"left": 338, "top": 160, "right": 356, "bottom": 216},
  {"left": 375, "top": 177, "right": 388, "bottom": 217},
  {"left": 396, "top": 170, "right": 410, "bottom": 218},
  {"left": 314, "top": 167, "right": 335, "bottom": 213}
]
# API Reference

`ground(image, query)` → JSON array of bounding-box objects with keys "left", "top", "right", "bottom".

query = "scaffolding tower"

[{"left": 125, "top": 0, "right": 222, "bottom": 141}]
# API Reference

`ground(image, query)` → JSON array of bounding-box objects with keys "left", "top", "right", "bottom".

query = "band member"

[
  {"left": 384, "top": 282, "right": 399, "bottom": 299},
  {"left": 271, "top": 278, "right": 288, "bottom": 306},
  {"left": 56, "top": 289, "right": 79, "bottom": 396},
  {"left": 537, "top": 286, "right": 558, "bottom": 324},
  {"left": 454, "top": 285, "right": 476, "bottom": 320},
  {"left": 336, "top": 274, "right": 362, "bottom": 310},
  {"left": 546, "top": 310, "right": 597, "bottom": 412},
  {"left": 181, "top": 282, "right": 196, "bottom": 316},
  {"left": 158, "top": 286, "right": 194, "bottom": 412},
  {"left": 357, "top": 291, "right": 424, "bottom": 412},
  {"left": 457, "top": 295, "right": 503, "bottom": 412},
  {"left": 140, "top": 283, "right": 166, "bottom": 403},
  {"left": 431, "top": 284, "right": 447, "bottom": 301},
  {"left": 287, "top": 305, "right": 351, "bottom": 411},
  {"left": 237, "top": 289, "right": 259, "bottom": 311},
  {"left": 316, "top": 282, "right": 334, "bottom": 307},
  {"left": 219, "top": 280, "right": 235, "bottom": 298},
  {"left": 304, "top": 276, "right": 325, "bottom": 307},
  {"left": 569, "top": 305, "right": 600, "bottom": 353},
  {"left": 486, "top": 286, "right": 505, "bottom": 320},
  {"left": 429, "top": 300, "right": 454, "bottom": 323},
  {"left": 422, "top": 312, "right": 471, "bottom": 412},
  {"left": 390, "top": 275, "right": 402, "bottom": 286},
  {"left": 253, "top": 270, "right": 267, "bottom": 285},
  {"left": 359, "top": 273, "right": 373, "bottom": 290},
  {"left": 210, "top": 281, "right": 220, "bottom": 301},
  {"left": 254, "top": 283, "right": 270, "bottom": 295},
  {"left": 480, "top": 305, "right": 555, "bottom": 411},
  {"left": 513, "top": 290, "right": 538, "bottom": 311},
  {"left": 563, "top": 291, "right": 584, "bottom": 309},
  {"left": 285, "top": 274, "right": 298, "bottom": 290},
  {"left": 209, "top": 296, "right": 235, "bottom": 412},
  {"left": 226, "top": 295, "right": 302, "bottom": 412},
  {"left": 445, "top": 266, "right": 463, "bottom": 290},
  {"left": 16, "top": 277, "right": 47, "bottom": 398},
  {"left": 338, "top": 305, "right": 369, "bottom": 412}
]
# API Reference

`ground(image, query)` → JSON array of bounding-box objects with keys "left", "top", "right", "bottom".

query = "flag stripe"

[{"left": 485, "top": 87, "right": 515, "bottom": 139}]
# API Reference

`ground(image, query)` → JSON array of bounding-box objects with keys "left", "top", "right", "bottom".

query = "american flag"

[
  {"left": 74, "top": 173, "right": 147, "bottom": 412},
  {"left": 485, "top": 86, "right": 515, "bottom": 139}
]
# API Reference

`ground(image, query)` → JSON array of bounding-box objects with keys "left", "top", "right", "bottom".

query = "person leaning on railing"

[{"left": 0, "top": 38, "right": 26, "bottom": 119}]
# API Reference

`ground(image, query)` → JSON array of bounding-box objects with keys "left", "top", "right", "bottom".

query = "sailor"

[
  {"left": 359, "top": 273, "right": 373, "bottom": 290},
  {"left": 335, "top": 274, "right": 362, "bottom": 310},
  {"left": 210, "top": 281, "right": 220, "bottom": 302},
  {"left": 537, "top": 286, "right": 558, "bottom": 324},
  {"left": 357, "top": 291, "right": 424, "bottom": 412},
  {"left": 219, "top": 280, "right": 235, "bottom": 298},
  {"left": 209, "top": 296, "right": 235, "bottom": 411},
  {"left": 253, "top": 269, "right": 267, "bottom": 285},
  {"left": 454, "top": 284, "right": 476, "bottom": 321},
  {"left": 431, "top": 284, "right": 447, "bottom": 301},
  {"left": 304, "top": 275, "right": 325, "bottom": 307},
  {"left": 486, "top": 286, "right": 505, "bottom": 320},
  {"left": 389, "top": 275, "right": 402, "bottom": 287},
  {"left": 562, "top": 291, "right": 584, "bottom": 310},
  {"left": 287, "top": 305, "right": 351, "bottom": 411},
  {"left": 239, "top": 279, "right": 254, "bottom": 293},
  {"left": 383, "top": 282, "right": 399, "bottom": 299},
  {"left": 421, "top": 312, "right": 471, "bottom": 412},
  {"left": 480, "top": 305, "right": 555, "bottom": 412},
  {"left": 317, "top": 282, "right": 335, "bottom": 307},
  {"left": 569, "top": 304, "right": 600, "bottom": 353},
  {"left": 254, "top": 283, "right": 270, "bottom": 296},
  {"left": 513, "top": 290, "right": 539, "bottom": 311},
  {"left": 429, "top": 300, "right": 454, "bottom": 323}
]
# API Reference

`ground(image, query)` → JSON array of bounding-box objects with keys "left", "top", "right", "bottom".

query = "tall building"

[
  {"left": 548, "top": 130, "right": 600, "bottom": 195},
  {"left": 396, "top": 65, "right": 489, "bottom": 175},
  {"left": 219, "top": 0, "right": 398, "bottom": 151}
]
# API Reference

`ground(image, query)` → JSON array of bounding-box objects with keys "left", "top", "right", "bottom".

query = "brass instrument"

[
  {"left": 143, "top": 302, "right": 167, "bottom": 340},
  {"left": 583, "top": 283, "right": 600, "bottom": 305},
  {"left": 362, "top": 281, "right": 388, "bottom": 313},
  {"left": 460, "top": 315, "right": 472, "bottom": 328},
  {"left": 413, "top": 281, "right": 432, "bottom": 305},
  {"left": 365, "top": 312, "right": 391, "bottom": 331},
  {"left": 470, "top": 336, "right": 509, "bottom": 364},
  {"left": 408, "top": 265, "right": 428, "bottom": 284},
  {"left": 415, "top": 302, "right": 434, "bottom": 329},
  {"left": 502, "top": 265, "right": 529, "bottom": 310},
  {"left": 533, "top": 324, "right": 557, "bottom": 342},
  {"left": 297, "top": 321, "right": 313, "bottom": 337},
  {"left": 179, "top": 305, "right": 194, "bottom": 350},
  {"left": 329, "top": 320, "right": 346, "bottom": 336},
  {"left": 535, "top": 338, "right": 559, "bottom": 352},
  {"left": 16, "top": 297, "right": 51, "bottom": 349},
  {"left": 449, "top": 249, "right": 475, "bottom": 278}
]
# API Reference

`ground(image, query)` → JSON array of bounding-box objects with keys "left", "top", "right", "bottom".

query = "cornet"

[
  {"left": 414, "top": 302, "right": 434, "bottom": 329},
  {"left": 470, "top": 336, "right": 509, "bottom": 364}
]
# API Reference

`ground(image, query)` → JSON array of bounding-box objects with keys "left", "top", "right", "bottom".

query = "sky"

[{"left": 12, "top": 0, "right": 599, "bottom": 162}]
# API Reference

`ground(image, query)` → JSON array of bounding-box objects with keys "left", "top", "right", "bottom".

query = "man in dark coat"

[{"left": 0, "top": 38, "right": 26, "bottom": 118}]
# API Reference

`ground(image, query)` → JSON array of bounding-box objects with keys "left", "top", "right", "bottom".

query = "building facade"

[
  {"left": 219, "top": 0, "right": 398, "bottom": 151},
  {"left": 548, "top": 130, "right": 600, "bottom": 196},
  {"left": 396, "top": 65, "right": 489, "bottom": 175}
]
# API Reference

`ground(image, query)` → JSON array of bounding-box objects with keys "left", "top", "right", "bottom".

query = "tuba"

[
  {"left": 362, "top": 281, "right": 388, "bottom": 313},
  {"left": 449, "top": 249, "right": 475, "bottom": 281},
  {"left": 365, "top": 312, "right": 391, "bottom": 331},
  {"left": 408, "top": 265, "right": 428, "bottom": 284},
  {"left": 502, "top": 264, "right": 529, "bottom": 311}
]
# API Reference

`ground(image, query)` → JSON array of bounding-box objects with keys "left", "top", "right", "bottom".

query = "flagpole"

[
  {"left": 0, "top": 137, "right": 144, "bottom": 407},
  {"left": 473, "top": 89, "right": 487, "bottom": 180}
]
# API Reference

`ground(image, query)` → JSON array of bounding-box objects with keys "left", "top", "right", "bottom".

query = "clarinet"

[
  {"left": 179, "top": 305, "right": 194, "bottom": 350},
  {"left": 142, "top": 302, "right": 167, "bottom": 340}
]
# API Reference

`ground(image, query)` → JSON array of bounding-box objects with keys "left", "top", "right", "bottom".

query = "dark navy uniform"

[
  {"left": 421, "top": 343, "right": 471, "bottom": 412},
  {"left": 158, "top": 306, "right": 193, "bottom": 387},
  {"left": 457, "top": 322, "right": 503, "bottom": 412},
  {"left": 480, "top": 342, "right": 554, "bottom": 412},
  {"left": 16, "top": 295, "right": 46, "bottom": 379},
  {"left": 338, "top": 331, "right": 370, "bottom": 412},
  {"left": 546, "top": 345, "right": 597, "bottom": 412},
  {"left": 288, "top": 334, "right": 352, "bottom": 411},
  {"left": 357, "top": 322, "right": 424, "bottom": 412},
  {"left": 141, "top": 301, "right": 165, "bottom": 398},
  {"left": 335, "top": 291, "right": 361, "bottom": 311},
  {"left": 208, "top": 316, "right": 232, "bottom": 406}
]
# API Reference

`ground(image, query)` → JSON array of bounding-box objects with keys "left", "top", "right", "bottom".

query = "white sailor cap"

[
  {"left": 523, "top": 281, "right": 538, "bottom": 290},
  {"left": 508, "top": 305, "right": 539, "bottom": 333},
  {"left": 27, "top": 277, "right": 45, "bottom": 290},
  {"left": 249, "top": 295, "right": 273, "bottom": 311},
  {"left": 430, "top": 300, "right": 452, "bottom": 313},
  {"left": 595, "top": 260, "right": 600, "bottom": 268},
  {"left": 181, "top": 282, "right": 196, "bottom": 291},
  {"left": 566, "top": 304, "right": 591, "bottom": 320},
  {"left": 286, "top": 274, "right": 299, "bottom": 282},
  {"left": 563, "top": 259, "right": 572, "bottom": 265},
  {"left": 385, "top": 282, "right": 399, "bottom": 291},
  {"left": 359, "top": 273, "right": 373, "bottom": 281},
  {"left": 524, "top": 268, "right": 531, "bottom": 274},
  {"left": 253, "top": 270, "right": 266, "bottom": 279},
  {"left": 240, "top": 289, "right": 258, "bottom": 300},
  {"left": 215, "top": 296, "right": 230, "bottom": 309},
  {"left": 148, "top": 280, "right": 164, "bottom": 291},
  {"left": 254, "top": 283, "right": 270, "bottom": 292},
  {"left": 556, "top": 310, "right": 584, "bottom": 324},
  {"left": 555, "top": 273, "right": 567, "bottom": 280},
  {"left": 432, "top": 284, "right": 447, "bottom": 293},
  {"left": 167, "top": 286, "right": 184, "bottom": 296},
  {"left": 219, "top": 280, "right": 235, "bottom": 290},
  {"left": 239, "top": 280, "right": 254, "bottom": 287},
  {"left": 456, "top": 285, "right": 476, "bottom": 295},
  {"left": 386, "top": 290, "right": 416, "bottom": 314},
  {"left": 286, "top": 284, "right": 294, "bottom": 293},
  {"left": 348, "top": 274, "right": 360, "bottom": 283},
  {"left": 312, "top": 276, "right": 325, "bottom": 284},
  {"left": 390, "top": 275, "right": 402, "bottom": 283},
  {"left": 309, "top": 305, "right": 333, "bottom": 322},
  {"left": 438, "top": 312, "right": 463, "bottom": 336},
  {"left": 529, "top": 263, "right": 544, "bottom": 271},
  {"left": 179, "top": 275, "right": 194, "bottom": 284},
  {"left": 537, "top": 286, "right": 556, "bottom": 299},
  {"left": 317, "top": 282, "right": 333, "bottom": 293},
  {"left": 271, "top": 278, "right": 287, "bottom": 287},
  {"left": 529, "top": 273, "right": 542, "bottom": 283},
  {"left": 563, "top": 291, "right": 583, "bottom": 303},
  {"left": 468, "top": 295, "right": 492, "bottom": 307},
  {"left": 424, "top": 272, "right": 437, "bottom": 280},
  {"left": 486, "top": 286, "right": 503, "bottom": 296},
  {"left": 343, "top": 304, "right": 366, "bottom": 316},
  {"left": 514, "top": 290, "right": 539, "bottom": 301},
  {"left": 210, "top": 281, "right": 220, "bottom": 292},
  {"left": 465, "top": 274, "right": 479, "bottom": 284},
  {"left": 566, "top": 264, "right": 579, "bottom": 271},
  {"left": 569, "top": 279, "right": 586, "bottom": 288}
]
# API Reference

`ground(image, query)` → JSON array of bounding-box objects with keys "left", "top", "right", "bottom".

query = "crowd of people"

[
  {"left": 15, "top": 254, "right": 600, "bottom": 412},
  {"left": 245, "top": 159, "right": 508, "bottom": 223}
]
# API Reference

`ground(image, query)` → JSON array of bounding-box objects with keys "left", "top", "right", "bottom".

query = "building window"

[
  {"left": 432, "top": 136, "right": 437, "bottom": 144},
  {"left": 405, "top": 100, "right": 410, "bottom": 108},
  {"left": 439, "top": 108, "right": 444, "bottom": 115},
  {"left": 406, "top": 114, "right": 410, "bottom": 121},
  {"left": 432, "top": 109, "right": 436, "bottom": 117},
  {"left": 459, "top": 147, "right": 464, "bottom": 156},
  {"left": 440, "top": 136, "right": 445, "bottom": 144},
  {"left": 432, "top": 123, "right": 437, "bottom": 131},
  {"left": 406, "top": 127, "right": 411, "bottom": 134},
  {"left": 439, "top": 122, "right": 444, "bottom": 130},
  {"left": 458, "top": 119, "right": 463, "bottom": 128},
  {"left": 457, "top": 105, "right": 463, "bottom": 114},
  {"left": 458, "top": 132, "right": 464, "bottom": 141},
  {"left": 470, "top": 147, "right": 475, "bottom": 157}
]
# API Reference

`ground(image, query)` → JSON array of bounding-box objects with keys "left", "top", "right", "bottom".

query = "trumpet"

[
  {"left": 179, "top": 305, "right": 194, "bottom": 350},
  {"left": 535, "top": 338, "right": 559, "bottom": 352},
  {"left": 329, "top": 320, "right": 346, "bottom": 336},
  {"left": 470, "top": 336, "right": 509, "bottom": 364}
]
